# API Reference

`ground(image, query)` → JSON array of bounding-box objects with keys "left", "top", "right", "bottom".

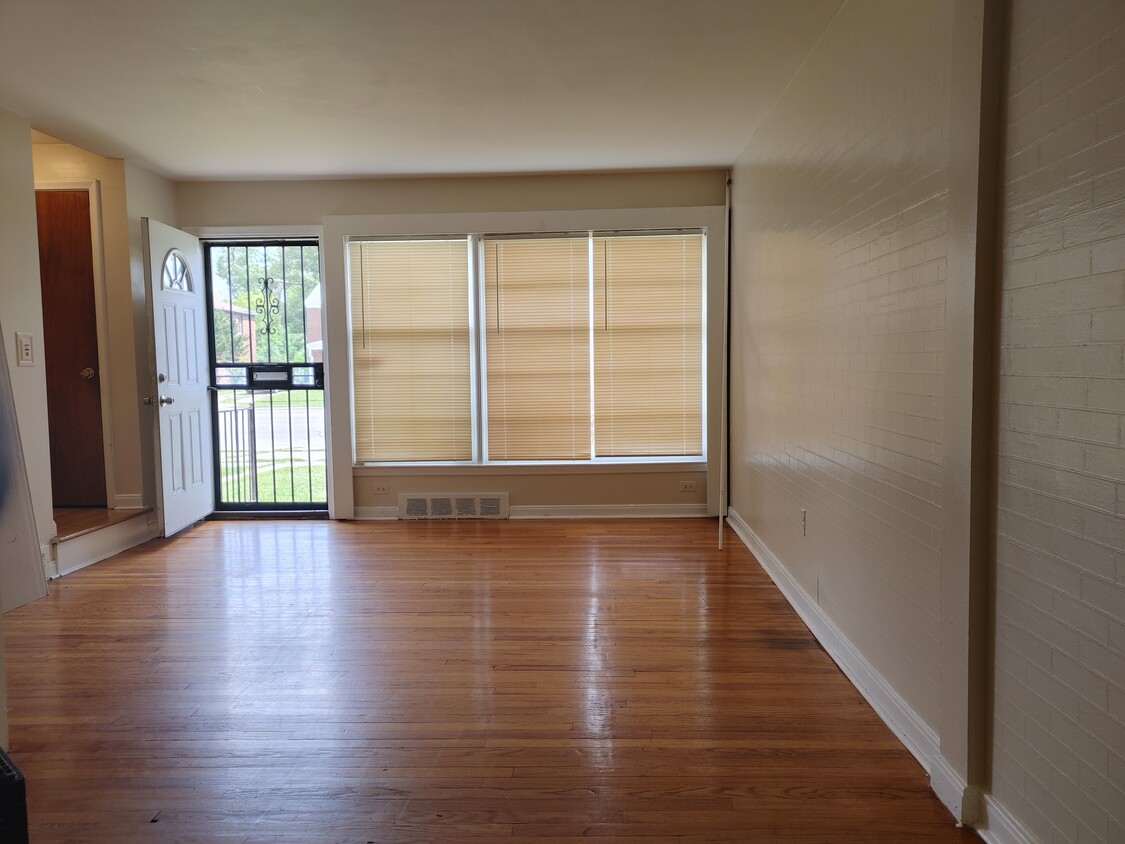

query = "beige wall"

[
  {"left": 727, "top": 0, "right": 1123, "bottom": 840},
  {"left": 0, "top": 111, "right": 54, "bottom": 554},
  {"left": 990, "top": 1, "right": 1125, "bottom": 841},
  {"left": 729, "top": 0, "right": 952, "bottom": 732},
  {"left": 177, "top": 170, "right": 726, "bottom": 228},
  {"left": 0, "top": 108, "right": 49, "bottom": 748},
  {"left": 354, "top": 468, "right": 706, "bottom": 517},
  {"left": 32, "top": 142, "right": 146, "bottom": 506},
  {"left": 183, "top": 172, "right": 725, "bottom": 516}
]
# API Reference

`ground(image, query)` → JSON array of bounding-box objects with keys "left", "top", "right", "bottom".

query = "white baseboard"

[
  {"left": 510, "top": 503, "right": 708, "bottom": 519},
  {"left": 56, "top": 513, "right": 159, "bottom": 577},
  {"left": 930, "top": 752, "right": 981, "bottom": 825},
  {"left": 353, "top": 506, "right": 399, "bottom": 520},
  {"left": 42, "top": 543, "right": 58, "bottom": 581},
  {"left": 725, "top": 508, "right": 941, "bottom": 772},
  {"left": 974, "top": 795, "right": 1040, "bottom": 844},
  {"left": 113, "top": 494, "right": 145, "bottom": 509}
]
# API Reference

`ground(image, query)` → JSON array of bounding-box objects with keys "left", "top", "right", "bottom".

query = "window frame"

[
  {"left": 321, "top": 207, "right": 726, "bottom": 520},
  {"left": 344, "top": 229, "right": 706, "bottom": 468},
  {"left": 347, "top": 235, "right": 476, "bottom": 464}
]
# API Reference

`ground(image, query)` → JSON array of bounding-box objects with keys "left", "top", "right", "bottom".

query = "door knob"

[
  {"left": 80, "top": 367, "right": 96, "bottom": 379},
  {"left": 159, "top": 395, "right": 174, "bottom": 406}
]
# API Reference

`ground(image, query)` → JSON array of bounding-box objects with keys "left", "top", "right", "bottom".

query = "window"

[
  {"left": 162, "top": 248, "right": 193, "bottom": 291},
  {"left": 348, "top": 238, "right": 471, "bottom": 462},
  {"left": 592, "top": 234, "right": 703, "bottom": 457},
  {"left": 346, "top": 230, "right": 704, "bottom": 465},
  {"left": 485, "top": 236, "right": 591, "bottom": 460}
]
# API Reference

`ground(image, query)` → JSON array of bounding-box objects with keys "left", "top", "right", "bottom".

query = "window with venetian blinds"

[
  {"left": 593, "top": 233, "right": 703, "bottom": 457},
  {"left": 348, "top": 238, "right": 471, "bottom": 462},
  {"left": 484, "top": 236, "right": 591, "bottom": 460},
  {"left": 346, "top": 230, "right": 703, "bottom": 464}
]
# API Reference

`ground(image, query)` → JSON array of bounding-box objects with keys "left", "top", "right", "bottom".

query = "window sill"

[{"left": 353, "top": 460, "right": 705, "bottom": 476}]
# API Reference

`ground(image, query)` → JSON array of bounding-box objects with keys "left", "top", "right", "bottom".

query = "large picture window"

[{"left": 346, "top": 229, "right": 704, "bottom": 465}]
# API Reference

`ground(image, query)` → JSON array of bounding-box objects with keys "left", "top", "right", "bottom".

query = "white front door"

[{"left": 143, "top": 218, "right": 213, "bottom": 537}]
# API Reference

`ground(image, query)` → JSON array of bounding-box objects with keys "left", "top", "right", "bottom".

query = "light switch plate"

[{"left": 16, "top": 332, "right": 33, "bottom": 367}]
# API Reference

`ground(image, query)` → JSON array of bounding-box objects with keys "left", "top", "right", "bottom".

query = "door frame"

[
  {"left": 186, "top": 225, "right": 331, "bottom": 514},
  {"left": 34, "top": 180, "right": 117, "bottom": 508},
  {"left": 203, "top": 241, "right": 327, "bottom": 513}
]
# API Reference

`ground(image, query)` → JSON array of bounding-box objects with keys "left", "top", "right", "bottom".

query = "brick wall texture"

[
  {"left": 729, "top": 0, "right": 953, "bottom": 730},
  {"left": 991, "top": 1, "right": 1125, "bottom": 841}
]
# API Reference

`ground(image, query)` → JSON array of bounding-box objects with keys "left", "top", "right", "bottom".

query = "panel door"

[{"left": 143, "top": 218, "right": 213, "bottom": 537}]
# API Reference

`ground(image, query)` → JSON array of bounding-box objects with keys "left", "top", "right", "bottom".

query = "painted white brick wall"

[
  {"left": 729, "top": 0, "right": 952, "bottom": 730},
  {"left": 992, "top": 1, "right": 1125, "bottom": 842}
]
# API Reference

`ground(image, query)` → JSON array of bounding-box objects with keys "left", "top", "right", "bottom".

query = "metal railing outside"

[{"left": 217, "top": 407, "right": 257, "bottom": 503}]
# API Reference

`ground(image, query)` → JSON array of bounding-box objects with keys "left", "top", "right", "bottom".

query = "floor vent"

[{"left": 398, "top": 493, "right": 509, "bottom": 520}]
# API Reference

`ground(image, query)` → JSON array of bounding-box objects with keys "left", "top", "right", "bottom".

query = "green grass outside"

[
  {"left": 215, "top": 389, "right": 324, "bottom": 410},
  {"left": 221, "top": 462, "right": 327, "bottom": 504}
]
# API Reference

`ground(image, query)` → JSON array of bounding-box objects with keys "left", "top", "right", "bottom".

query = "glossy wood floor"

[{"left": 4, "top": 520, "right": 979, "bottom": 843}]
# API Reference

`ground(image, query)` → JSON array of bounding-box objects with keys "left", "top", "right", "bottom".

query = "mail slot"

[{"left": 251, "top": 368, "right": 289, "bottom": 384}]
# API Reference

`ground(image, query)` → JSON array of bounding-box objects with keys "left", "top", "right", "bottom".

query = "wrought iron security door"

[{"left": 205, "top": 241, "right": 327, "bottom": 510}]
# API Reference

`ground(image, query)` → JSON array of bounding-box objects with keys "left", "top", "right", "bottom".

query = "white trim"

[
  {"left": 114, "top": 494, "right": 145, "bottom": 509},
  {"left": 55, "top": 512, "right": 159, "bottom": 577},
  {"left": 974, "top": 794, "right": 1040, "bottom": 844},
  {"left": 725, "top": 508, "right": 940, "bottom": 772},
  {"left": 354, "top": 461, "right": 705, "bottom": 476},
  {"left": 42, "top": 544, "right": 58, "bottom": 581},
  {"left": 469, "top": 235, "right": 484, "bottom": 463},
  {"left": 510, "top": 504, "right": 708, "bottom": 519},
  {"left": 34, "top": 180, "right": 117, "bottom": 508},
  {"left": 184, "top": 224, "right": 323, "bottom": 240},
  {"left": 930, "top": 753, "right": 982, "bottom": 825},
  {"left": 353, "top": 506, "right": 400, "bottom": 520}
]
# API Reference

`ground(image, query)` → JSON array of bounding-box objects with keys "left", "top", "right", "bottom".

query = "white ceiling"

[{"left": 0, "top": 0, "right": 842, "bottom": 181}]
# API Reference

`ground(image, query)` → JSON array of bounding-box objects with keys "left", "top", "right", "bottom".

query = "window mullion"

[
  {"left": 470, "top": 234, "right": 486, "bottom": 464},
  {"left": 587, "top": 232, "right": 596, "bottom": 460}
]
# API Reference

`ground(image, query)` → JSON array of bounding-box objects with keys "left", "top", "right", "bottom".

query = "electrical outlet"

[
  {"left": 374, "top": 484, "right": 389, "bottom": 495},
  {"left": 679, "top": 481, "right": 697, "bottom": 492},
  {"left": 16, "top": 332, "right": 33, "bottom": 367}
]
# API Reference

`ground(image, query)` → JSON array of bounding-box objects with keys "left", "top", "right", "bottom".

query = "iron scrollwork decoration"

[{"left": 254, "top": 277, "right": 281, "bottom": 338}]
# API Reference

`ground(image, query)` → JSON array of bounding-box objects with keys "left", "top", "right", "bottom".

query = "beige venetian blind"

[
  {"left": 593, "top": 233, "right": 703, "bottom": 457},
  {"left": 484, "top": 236, "right": 591, "bottom": 460},
  {"left": 348, "top": 238, "right": 471, "bottom": 462}
]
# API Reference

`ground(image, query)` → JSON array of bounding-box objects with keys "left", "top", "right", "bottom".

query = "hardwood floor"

[{"left": 3, "top": 519, "right": 979, "bottom": 843}]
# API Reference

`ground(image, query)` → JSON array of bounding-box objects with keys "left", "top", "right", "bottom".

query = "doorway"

[
  {"left": 35, "top": 187, "right": 112, "bottom": 508},
  {"left": 204, "top": 241, "right": 326, "bottom": 512}
]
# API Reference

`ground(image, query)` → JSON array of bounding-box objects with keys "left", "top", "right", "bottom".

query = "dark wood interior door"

[{"left": 36, "top": 190, "right": 107, "bottom": 507}]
